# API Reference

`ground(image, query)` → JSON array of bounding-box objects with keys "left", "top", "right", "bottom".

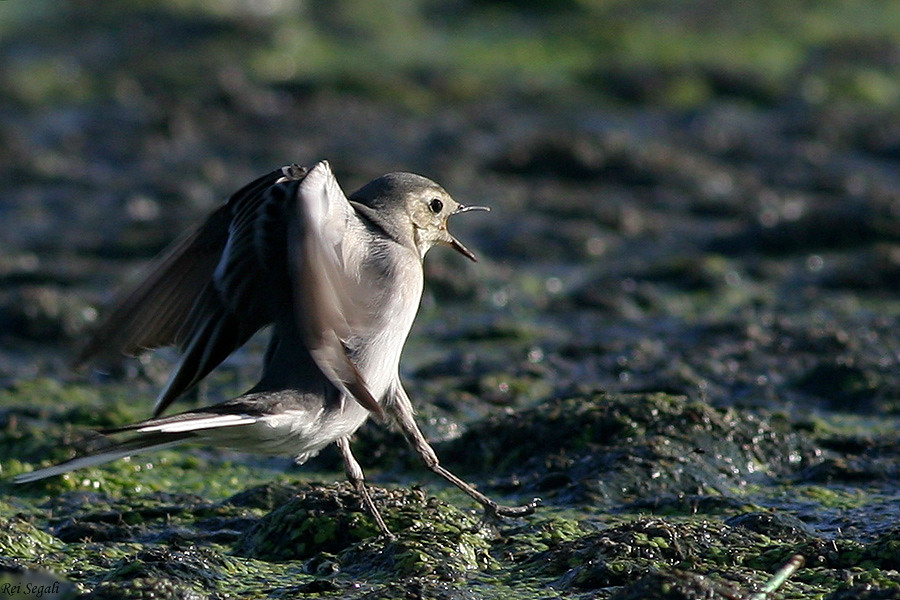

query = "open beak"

[{"left": 448, "top": 204, "right": 489, "bottom": 262}]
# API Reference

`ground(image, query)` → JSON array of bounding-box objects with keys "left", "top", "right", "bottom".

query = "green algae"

[
  {"left": 0, "top": 518, "right": 63, "bottom": 559},
  {"left": 237, "top": 484, "right": 497, "bottom": 582},
  {"left": 3, "top": 379, "right": 900, "bottom": 598},
  {"left": 789, "top": 485, "right": 871, "bottom": 510},
  {"left": 440, "top": 391, "right": 823, "bottom": 507}
]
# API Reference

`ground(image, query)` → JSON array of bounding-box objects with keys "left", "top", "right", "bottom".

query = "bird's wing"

[
  {"left": 76, "top": 165, "right": 309, "bottom": 416},
  {"left": 286, "top": 161, "right": 382, "bottom": 416}
]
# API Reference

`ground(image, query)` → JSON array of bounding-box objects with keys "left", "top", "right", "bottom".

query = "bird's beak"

[
  {"left": 453, "top": 204, "right": 491, "bottom": 215},
  {"left": 448, "top": 204, "right": 489, "bottom": 262}
]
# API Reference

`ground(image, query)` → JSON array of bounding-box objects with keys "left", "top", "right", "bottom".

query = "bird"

[{"left": 14, "top": 160, "right": 539, "bottom": 534}]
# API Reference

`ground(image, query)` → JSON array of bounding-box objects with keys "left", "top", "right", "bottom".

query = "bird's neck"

[{"left": 350, "top": 201, "right": 422, "bottom": 261}]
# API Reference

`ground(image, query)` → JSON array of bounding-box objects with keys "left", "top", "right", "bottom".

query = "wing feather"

[
  {"left": 287, "top": 161, "right": 382, "bottom": 415},
  {"left": 74, "top": 206, "right": 230, "bottom": 364},
  {"left": 76, "top": 166, "right": 309, "bottom": 417}
]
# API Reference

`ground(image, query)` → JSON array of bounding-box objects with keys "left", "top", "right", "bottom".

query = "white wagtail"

[{"left": 14, "top": 161, "right": 539, "bottom": 533}]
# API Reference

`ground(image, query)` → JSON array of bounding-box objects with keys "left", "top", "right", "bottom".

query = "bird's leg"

[
  {"left": 388, "top": 394, "right": 540, "bottom": 521},
  {"left": 336, "top": 436, "right": 393, "bottom": 538}
]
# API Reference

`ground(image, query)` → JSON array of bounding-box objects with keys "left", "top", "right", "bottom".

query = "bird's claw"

[{"left": 482, "top": 497, "right": 542, "bottom": 523}]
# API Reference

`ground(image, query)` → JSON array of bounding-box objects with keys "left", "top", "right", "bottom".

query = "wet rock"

[
  {"left": 235, "top": 483, "right": 493, "bottom": 582},
  {"left": 608, "top": 571, "right": 741, "bottom": 600},
  {"left": 523, "top": 517, "right": 768, "bottom": 591},
  {"left": 794, "top": 362, "right": 878, "bottom": 408},
  {"left": 233, "top": 484, "right": 401, "bottom": 561},
  {"left": 442, "top": 392, "right": 822, "bottom": 505},
  {"left": 53, "top": 519, "right": 138, "bottom": 544},
  {"left": 338, "top": 508, "right": 493, "bottom": 581},
  {"left": 353, "top": 578, "right": 483, "bottom": 600},
  {"left": 623, "top": 494, "right": 756, "bottom": 516},
  {"left": 827, "top": 585, "right": 900, "bottom": 600},
  {"left": 861, "top": 527, "right": 900, "bottom": 570},
  {"left": 87, "top": 577, "right": 209, "bottom": 600},
  {"left": 492, "top": 515, "right": 584, "bottom": 564},
  {"left": 724, "top": 511, "right": 816, "bottom": 543},
  {"left": 96, "top": 544, "right": 240, "bottom": 598},
  {"left": 796, "top": 455, "right": 900, "bottom": 485},
  {"left": 223, "top": 481, "right": 302, "bottom": 511}
]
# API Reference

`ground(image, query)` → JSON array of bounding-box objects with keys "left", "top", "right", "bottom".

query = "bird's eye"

[{"left": 428, "top": 198, "right": 443, "bottom": 214}]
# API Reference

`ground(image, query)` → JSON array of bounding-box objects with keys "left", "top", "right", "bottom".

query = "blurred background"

[
  {"left": 3, "top": 2, "right": 900, "bottom": 595},
  {"left": 4, "top": 0, "right": 900, "bottom": 414}
]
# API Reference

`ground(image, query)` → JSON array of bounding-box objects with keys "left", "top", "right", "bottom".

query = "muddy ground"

[{"left": 2, "top": 2, "right": 900, "bottom": 599}]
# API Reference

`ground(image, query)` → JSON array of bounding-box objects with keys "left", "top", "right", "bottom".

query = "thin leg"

[
  {"left": 388, "top": 388, "right": 540, "bottom": 520},
  {"left": 336, "top": 436, "right": 393, "bottom": 537}
]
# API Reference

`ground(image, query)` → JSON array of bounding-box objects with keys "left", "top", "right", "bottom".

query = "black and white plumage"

[{"left": 14, "top": 161, "right": 539, "bottom": 532}]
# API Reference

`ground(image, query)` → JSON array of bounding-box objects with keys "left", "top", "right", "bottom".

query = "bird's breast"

[{"left": 349, "top": 245, "right": 424, "bottom": 399}]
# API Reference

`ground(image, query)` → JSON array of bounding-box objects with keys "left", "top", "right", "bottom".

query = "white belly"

[{"left": 199, "top": 399, "right": 371, "bottom": 464}]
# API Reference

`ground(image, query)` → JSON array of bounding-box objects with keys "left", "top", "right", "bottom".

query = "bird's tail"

[
  {"left": 12, "top": 410, "right": 256, "bottom": 484},
  {"left": 12, "top": 433, "right": 193, "bottom": 483}
]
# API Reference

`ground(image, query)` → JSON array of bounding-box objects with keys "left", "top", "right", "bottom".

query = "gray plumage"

[{"left": 15, "top": 161, "right": 538, "bottom": 530}]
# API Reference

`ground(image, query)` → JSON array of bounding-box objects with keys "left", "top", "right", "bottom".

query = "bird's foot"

[{"left": 480, "top": 497, "right": 542, "bottom": 526}]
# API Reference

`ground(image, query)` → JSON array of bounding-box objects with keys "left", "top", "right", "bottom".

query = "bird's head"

[{"left": 350, "top": 172, "right": 488, "bottom": 261}]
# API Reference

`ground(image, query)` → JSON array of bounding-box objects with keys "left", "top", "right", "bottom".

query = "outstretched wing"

[
  {"left": 77, "top": 165, "right": 308, "bottom": 416},
  {"left": 286, "top": 161, "right": 381, "bottom": 415}
]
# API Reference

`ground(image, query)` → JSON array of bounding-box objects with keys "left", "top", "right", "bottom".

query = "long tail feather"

[
  {"left": 13, "top": 433, "right": 193, "bottom": 483},
  {"left": 14, "top": 409, "right": 258, "bottom": 484}
]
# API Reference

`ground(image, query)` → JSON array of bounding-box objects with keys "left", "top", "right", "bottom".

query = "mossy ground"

[{"left": 2, "top": 381, "right": 899, "bottom": 598}]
